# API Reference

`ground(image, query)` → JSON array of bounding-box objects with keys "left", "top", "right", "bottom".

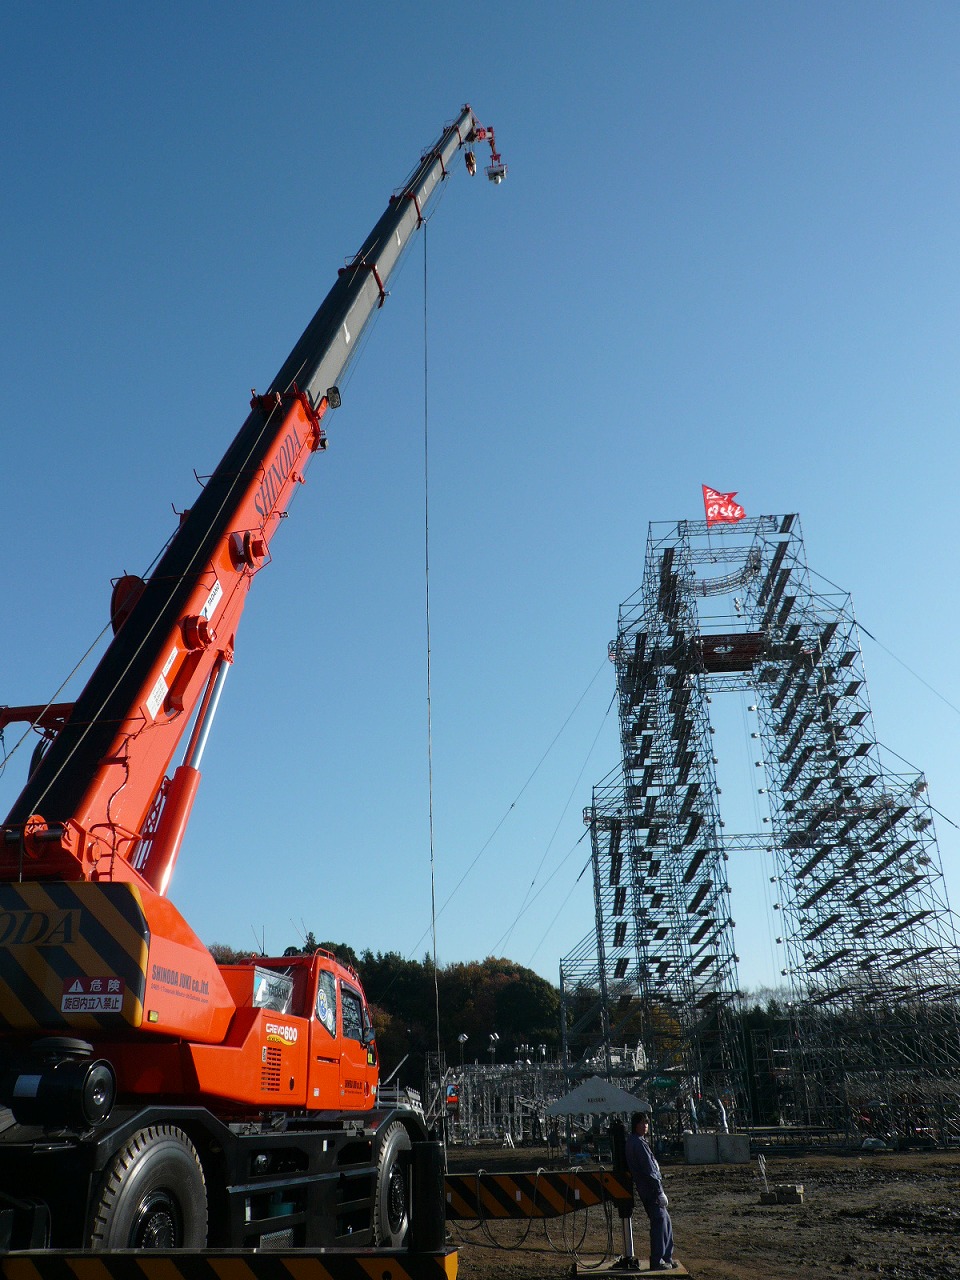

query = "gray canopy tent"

[{"left": 546, "top": 1075, "right": 650, "bottom": 1118}]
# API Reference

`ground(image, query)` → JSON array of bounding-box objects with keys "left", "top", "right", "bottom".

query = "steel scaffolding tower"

[{"left": 562, "top": 513, "right": 960, "bottom": 1136}]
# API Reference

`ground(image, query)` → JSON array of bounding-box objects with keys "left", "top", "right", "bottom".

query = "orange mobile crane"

[{"left": 0, "top": 106, "right": 504, "bottom": 1253}]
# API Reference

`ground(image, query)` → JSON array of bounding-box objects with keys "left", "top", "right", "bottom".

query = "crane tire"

[
  {"left": 88, "top": 1124, "right": 207, "bottom": 1249},
  {"left": 372, "top": 1120, "right": 411, "bottom": 1247}
]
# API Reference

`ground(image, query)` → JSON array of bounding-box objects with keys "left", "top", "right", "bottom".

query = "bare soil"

[{"left": 445, "top": 1144, "right": 960, "bottom": 1280}]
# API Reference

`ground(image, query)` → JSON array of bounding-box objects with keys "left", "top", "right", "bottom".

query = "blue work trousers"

[{"left": 641, "top": 1197, "right": 674, "bottom": 1266}]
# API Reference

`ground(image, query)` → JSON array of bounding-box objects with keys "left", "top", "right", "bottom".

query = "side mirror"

[{"left": 363, "top": 1026, "right": 376, "bottom": 1046}]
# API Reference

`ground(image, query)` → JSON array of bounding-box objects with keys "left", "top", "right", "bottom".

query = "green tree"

[{"left": 208, "top": 942, "right": 252, "bottom": 965}]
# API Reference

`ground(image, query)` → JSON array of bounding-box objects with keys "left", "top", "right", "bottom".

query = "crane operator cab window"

[
  {"left": 315, "top": 969, "right": 337, "bottom": 1036},
  {"left": 341, "top": 983, "right": 377, "bottom": 1063},
  {"left": 341, "top": 986, "right": 364, "bottom": 1042}
]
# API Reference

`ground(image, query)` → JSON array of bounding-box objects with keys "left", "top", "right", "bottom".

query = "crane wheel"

[
  {"left": 373, "top": 1120, "right": 411, "bottom": 1247},
  {"left": 88, "top": 1124, "right": 207, "bottom": 1249}
]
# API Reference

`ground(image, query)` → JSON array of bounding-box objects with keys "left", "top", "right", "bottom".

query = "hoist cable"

[{"left": 422, "top": 219, "right": 444, "bottom": 1117}]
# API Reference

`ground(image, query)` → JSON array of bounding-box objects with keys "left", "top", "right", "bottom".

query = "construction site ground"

[{"left": 445, "top": 1143, "right": 960, "bottom": 1280}]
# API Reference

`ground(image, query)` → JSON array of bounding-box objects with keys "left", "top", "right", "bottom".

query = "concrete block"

[
  {"left": 776, "top": 1184, "right": 804, "bottom": 1204},
  {"left": 717, "top": 1133, "right": 750, "bottom": 1164},
  {"left": 760, "top": 1184, "right": 804, "bottom": 1205},
  {"left": 682, "top": 1133, "right": 718, "bottom": 1163}
]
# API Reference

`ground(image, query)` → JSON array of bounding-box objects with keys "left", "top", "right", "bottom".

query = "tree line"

[{"left": 209, "top": 934, "right": 800, "bottom": 1117}]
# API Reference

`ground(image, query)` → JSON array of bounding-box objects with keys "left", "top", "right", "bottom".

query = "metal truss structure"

[
  {"left": 562, "top": 513, "right": 960, "bottom": 1137},
  {"left": 428, "top": 1059, "right": 569, "bottom": 1146}
]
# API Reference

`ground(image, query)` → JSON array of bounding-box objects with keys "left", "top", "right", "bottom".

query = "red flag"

[{"left": 702, "top": 484, "right": 746, "bottom": 526}]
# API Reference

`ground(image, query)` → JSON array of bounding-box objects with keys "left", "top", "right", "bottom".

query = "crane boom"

[{"left": 1, "top": 105, "right": 487, "bottom": 897}]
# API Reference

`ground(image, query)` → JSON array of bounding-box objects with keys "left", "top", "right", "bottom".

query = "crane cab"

[{"left": 207, "top": 949, "right": 379, "bottom": 1113}]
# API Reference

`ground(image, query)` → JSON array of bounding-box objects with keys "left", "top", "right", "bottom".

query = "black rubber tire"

[
  {"left": 88, "top": 1125, "right": 207, "bottom": 1249},
  {"left": 372, "top": 1120, "right": 411, "bottom": 1247}
]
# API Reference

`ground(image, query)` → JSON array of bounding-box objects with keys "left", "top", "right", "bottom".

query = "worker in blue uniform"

[{"left": 625, "top": 1111, "right": 677, "bottom": 1270}]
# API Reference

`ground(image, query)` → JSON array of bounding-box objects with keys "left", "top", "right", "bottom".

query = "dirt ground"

[{"left": 445, "top": 1143, "right": 960, "bottom": 1280}]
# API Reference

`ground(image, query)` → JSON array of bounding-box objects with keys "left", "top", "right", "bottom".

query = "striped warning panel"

[
  {"left": 0, "top": 1249, "right": 457, "bottom": 1280},
  {"left": 0, "top": 882, "right": 148, "bottom": 1032},
  {"left": 444, "top": 1170, "right": 633, "bottom": 1220}
]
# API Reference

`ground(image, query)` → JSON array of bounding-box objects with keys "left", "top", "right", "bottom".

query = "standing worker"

[{"left": 625, "top": 1111, "right": 677, "bottom": 1270}]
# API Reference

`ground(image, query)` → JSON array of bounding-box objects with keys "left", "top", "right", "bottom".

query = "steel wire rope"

[
  {"left": 421, "top": 218, "right": 445, "bottom": 1145},
  {"left": 496, "top": 689, "right": 617, "bottom": 956},
  {"left": 404, "top": 656, "right": 610, "bottom": 963},
  {"left": 805, "top": 565, "right": 960, "bottom": 720},
  {"left": 542, "top": 1165, "right": 590, "bottom": 1254},
  {"left": 366, "top": 667, "right": 609, "bottom": 1012},
  {"left": 332, "top": 168, "right": 452, "bottom": 405},
  {"left": 527, "top": 845, "right": 593, "bottom": 967},
  {"left": 544, "top": 1164, "right": 612, "bottom": 1265},
  {"left": 12, "top": 389, "right": 302, "bottom": 825},
  {"left": 496, "top": 838, "right": 587, "bottom": 956},
  {"left": 803, "top": 566, "right": 960, "bottom": 829},
  {"left": 858, "top": 621, "right": 960, "bottom": 721},
  {"left": 0, "top": 620, "right": 114, "bottom": 778},
  {"left": 448, "top": 1210, "right": 485, "bottom": 1237},
  {"left": 448, "top": 1165, "right": 615, "bottom": 1266},
  {"left": 570, "top": 1197, "right": 615, "bottom": 1269},
  {"left": 0, "top": 523, "right": 181, "bottom": 783},
  {"left": 739, "top": 690, "right": 780, "bottom": 987}
]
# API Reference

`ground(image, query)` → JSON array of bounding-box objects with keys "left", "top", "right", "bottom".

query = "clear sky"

[{"left": 3, "top": 2, "right": 960, "bottom": 997}]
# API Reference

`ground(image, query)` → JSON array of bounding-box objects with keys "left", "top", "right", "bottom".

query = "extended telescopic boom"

[{"left": 2, "top": 104, "right": 501, "bottom": 897}]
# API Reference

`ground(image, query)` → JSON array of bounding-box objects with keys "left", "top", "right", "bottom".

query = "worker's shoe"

[{"left": 652, "top": 1262, "right": 679, "bottom": 1271}]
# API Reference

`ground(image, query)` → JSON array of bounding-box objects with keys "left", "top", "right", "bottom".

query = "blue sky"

[{"left": 3, "top": 3, "right": 960, "bottom": 996}]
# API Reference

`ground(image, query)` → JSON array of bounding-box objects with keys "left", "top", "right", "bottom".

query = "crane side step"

[{"left": 0, "top": 1249, "right": 457, "bottom": 1280}]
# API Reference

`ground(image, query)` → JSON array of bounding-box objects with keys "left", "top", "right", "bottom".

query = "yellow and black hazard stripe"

[
  {"left": 0, "top": 882, "right": 148, "bottom": 1032},
  {"left": 444, "top": 1169, "right": 633, "bottom": 1220},
  {"left": 0, "top": 1250, "right": 457, "bottom": 1280}
]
